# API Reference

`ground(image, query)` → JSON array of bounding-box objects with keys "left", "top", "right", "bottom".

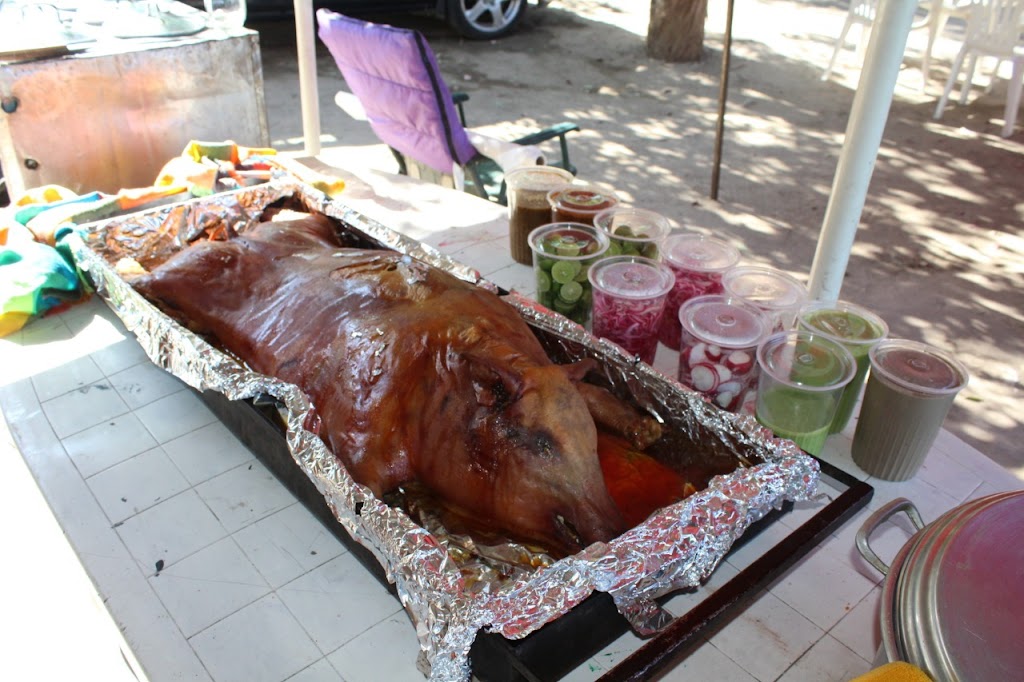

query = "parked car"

[{"left": 248, "top": 0, "right": 528, "bottom": 39}]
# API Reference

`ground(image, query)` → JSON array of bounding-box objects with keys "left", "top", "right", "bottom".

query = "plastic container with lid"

[
  {"left": 851, "top": 339, "right": 967, "bottom": 480},
  {"left": 593, "top": 206, "right": 671, "bottom": 261},
  {"left": 657, "top": 233, "right": 740, "bottom": 350},
  {"left": 754, "top": 330, "right": 856, "bottom": 455},
  {"left": 857, "top": 492, "right": 1024, "bottom": 681},
  {"left": 798, "top": 300, "right": 889, "bottom": 435},
  {"left": 589, "top": 256, "right": 674, "bottom": 365},
  {"left": 505, "top": 166, "right": 575, "bottom": 265},
  {"left": 547, "top": 184, "right": 620, "bottom": 225},
  {"left": 676, "top": 295, "right": 768, "bottom": 411},
  {"left": 722, "top": 265, "right": 808, "bottom": 332},
  {"left": 528, "top": 222, "right": 610, "bottom": 327}
]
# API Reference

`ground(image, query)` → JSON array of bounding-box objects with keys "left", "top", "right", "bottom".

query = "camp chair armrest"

[
  {"left": 512, "top": 122, "right": 580, "bottom": 175},
  {"left": 451, "top": 92, "right": 470, "bottom": 126}
]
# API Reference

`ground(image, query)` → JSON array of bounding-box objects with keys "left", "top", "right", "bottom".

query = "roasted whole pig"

[{"left": 132, "top": 213, "right": 666, "bottom": 556}]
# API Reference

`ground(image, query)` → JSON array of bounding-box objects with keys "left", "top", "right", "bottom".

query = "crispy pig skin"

[{"left": 132, "top": 215, "right": 626, "bottom": 555}]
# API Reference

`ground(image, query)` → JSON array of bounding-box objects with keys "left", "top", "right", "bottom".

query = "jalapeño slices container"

[{"left": 528, "top": 222, "right": 610, "bottom": 327}]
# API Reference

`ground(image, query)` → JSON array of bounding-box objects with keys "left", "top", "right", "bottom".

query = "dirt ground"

[{"left": 253, "top": 0, "right": 1023, "bottom": 478}]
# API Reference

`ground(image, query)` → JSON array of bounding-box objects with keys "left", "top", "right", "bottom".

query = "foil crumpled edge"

[{"left": 68, "top": 179, "right": 818, "bottom": 682}]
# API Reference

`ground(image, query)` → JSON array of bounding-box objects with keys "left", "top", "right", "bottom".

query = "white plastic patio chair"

[
  {"left": 822, "top": 0, "right": 957, "bottom": 83},
  {"left": 933, "top": 0, "right": 1024, "bottom": 137}
]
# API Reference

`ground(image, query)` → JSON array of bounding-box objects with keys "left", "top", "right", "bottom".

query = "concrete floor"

[{"left": 252, "top": 0, "right": 1022, "bottom": 478}]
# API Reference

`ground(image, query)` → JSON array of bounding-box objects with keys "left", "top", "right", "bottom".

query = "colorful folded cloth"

[
  {"left": 849, "top": 662, "right": 932, "bottom": 681},
  {"left": 0, "top": 223, "right": 83, "bottom": 337}
]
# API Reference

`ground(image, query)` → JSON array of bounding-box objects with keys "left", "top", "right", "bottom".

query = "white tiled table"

[{"left": 2, "top": 161, "right": 1020, "bottom": 682}]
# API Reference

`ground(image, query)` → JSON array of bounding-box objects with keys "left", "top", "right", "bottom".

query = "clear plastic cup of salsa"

[
  {"left": 589, "top": 255, "right": 675, "bottom": 364},
  {"left": 505, "top": 166, "right": 575, "bottom": 266},
  {"left": 528, "top": 222, "right": 610, "bottom": 327},
  {"left": 547, "top": 184, "right": 619, "bottom": 224},
  {"left": 594, "top": 206, "right": 671, "bottom": 261}
]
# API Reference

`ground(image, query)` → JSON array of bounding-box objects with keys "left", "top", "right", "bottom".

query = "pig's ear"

[
  {"left": 559, "top": 358, "right": 598, "bottom": 383},
  {"left": 466, "top": 353, "right": 525, "bottom": 407}
]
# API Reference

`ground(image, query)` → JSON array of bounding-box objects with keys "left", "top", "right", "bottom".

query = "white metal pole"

[
  {"left": 294, "top": 0, "right": 321, "bottom": 156},
  {"left": 807, "top": 0, "right": 917, "bottom": 303}
]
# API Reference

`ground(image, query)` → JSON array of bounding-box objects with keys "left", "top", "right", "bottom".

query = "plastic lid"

[
  {"left": 680, "top": 295, "right": 766, "bottom": 349},
  {"left": 589, "top": 256, "right": 674, "bottom": 300},
  {"left": 593, "top": 207, "right": 672, "bottom": 243},
  {"left": 723, "top": 266, "right": 808, "bottom": 312},
  {"left": 757, "top": 330, "right": 856, "bottom": 390},
  {"left": 504, "top": 165, "right": 574, "bottom": 192},
  {"left": 527, "top": 222, "right": 610, "bottom": 260},
  {"left": 662, "top": 234, "right": 740, "bottom": 273},
  {"left": 547, "top": 184, "right": 619, "bottom": 214},
  {"left": 799, "top": 300, "right": 889, "bottom": 346},
  {"left": 869, "top": 339, "right": 968, "bottom": 395}
]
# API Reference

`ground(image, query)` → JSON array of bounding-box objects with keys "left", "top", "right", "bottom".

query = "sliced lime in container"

[
  {"left": 559, "top": 280, "right": 584, "bottom": 303},
  {"left": 551, "top": 260, "right": 581, "bottom": 284},
  {"left": 536, "top": 270, "right": 552, "bottom": 293}
]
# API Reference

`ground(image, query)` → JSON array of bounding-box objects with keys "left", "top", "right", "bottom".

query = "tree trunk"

[{"left": 647, "top": 0, "right": 708, "bottom": 62}]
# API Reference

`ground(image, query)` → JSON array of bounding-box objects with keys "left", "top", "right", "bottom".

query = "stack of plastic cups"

[
  {"left": 798, "top": 301, "right": 888, "bottom": 436},
  {"left": 589, "top": 256, "right": 675, "bottom": 365},
  {"left": 528, "top": 222, "right": 610, "bottom": 327},
  {"left": 722, "top": 265, "right": 809, "bottom": 333},
  {"left": 593, "top": 207, "right": 672, "bottom": 261},
  {"left": 657, "top": 233, "right": 740, "bottom": 351},
  {"left": 677, "top": 295, "right": 768, "bottom": 411}
]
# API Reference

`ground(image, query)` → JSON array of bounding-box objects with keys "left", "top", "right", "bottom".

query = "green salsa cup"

[
  {"left": 798, "top": 301, "right": 888, "bottom": 435},
  {"left": 528, "top": 222, "right": 610, "bottom": 327}
]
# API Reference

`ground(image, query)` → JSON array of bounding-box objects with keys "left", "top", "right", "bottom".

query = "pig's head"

[{"left": 451, "top": 353, "right": 627, "bottom": 557}]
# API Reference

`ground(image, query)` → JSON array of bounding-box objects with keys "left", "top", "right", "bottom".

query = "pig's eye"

[{"left": 532, "top": 431, "right": 558, "bottom": 459}]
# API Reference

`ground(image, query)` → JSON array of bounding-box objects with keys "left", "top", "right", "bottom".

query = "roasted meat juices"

[{"left": 132, "top": 214, "right": 631, "bottom": 556}]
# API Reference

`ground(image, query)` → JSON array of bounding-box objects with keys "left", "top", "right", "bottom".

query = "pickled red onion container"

[
  {"left": 677, "top": 295, "right": 768, "bottom": 412},
  {"left": 589, "top": 255, "right": 675, "bottom": 365},
  {"left": 657, "top": 233, "right": 740, "bottom": 350}
]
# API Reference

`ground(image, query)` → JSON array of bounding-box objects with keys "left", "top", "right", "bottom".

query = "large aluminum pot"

[{"left": 856, "top": 491, "right": 1024, "bottom": 681}]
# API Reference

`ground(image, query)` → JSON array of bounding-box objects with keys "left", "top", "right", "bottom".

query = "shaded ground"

[{"left": 254, "top": 0, "right": 1022, "bottom": 477}]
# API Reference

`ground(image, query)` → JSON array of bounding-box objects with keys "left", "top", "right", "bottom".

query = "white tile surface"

[
  {"left": 61, "top": 412, "right": 159, "bottom": 478},
  {"left": 115, "top": 489, "right": 227, "bottom": 576},
  {"left": 30, "top": 353, "right": 105, "bottom": 402},
  {"left": 768, "top": 534, "right": 878, "bottom": 631},
  {"left": 190, "top": 593, "right": 322, "bottom": 682},
  {"left": 41, "top": 380, "right": 130, "bottom": 439},
  {"left": 196, "top": 459, "right": 297, "bottom": 532},
  {"left": 134, "top": 389, "right": 218, "bottom": 444},
  {"left": 277, "top": 552, "right": 403, "bottom": 654},
  {"left": 91, "top": 336, "right": 151, "bottom": 376},
  {"left": 162, "top": 421, "right": 256, "bottom": 485},
  {"left": 777, "top": 634, "right": 872, "bottom": 681},
  {"left": 233, "top": 503, "right": 345, "bottom": 589},
  {"left": 284, "top": 658, "right": 343, "bottom": 682},
  {"left": 148, "top": 537, "right": 271, "bottom": 637},
  {"left": 108, "top": 360, "right": 187, "bottom": 409},
  {"left": 326, "top": 613, "right": 425, "bottom": 682},
  {"left": 829, "top": 585, "right": 884, "bottom": 663},
  {"left": 709, "top": 590, "right": 824, "bottom": 682},
  {"left": 86, "top": 445, "right": 191, "bottom": 523},
  {"left": 659, "top": 642, "right": 758, "bottom": 681}
]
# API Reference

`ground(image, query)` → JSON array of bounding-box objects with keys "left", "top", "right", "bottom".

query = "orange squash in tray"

[{"left": 597, "top": 432, "right": 698, "bottom": 528}]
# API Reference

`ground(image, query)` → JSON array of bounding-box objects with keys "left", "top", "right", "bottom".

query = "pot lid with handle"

[{"left": 858, "top": 491, "right": 1024, "bottom": 682}]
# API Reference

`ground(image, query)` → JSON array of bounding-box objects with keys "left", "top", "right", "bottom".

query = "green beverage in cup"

[
  {"left": 754, "top": 331, "right": 856, "bottom": 455},
  {"left": 799, "top": 301, "right": 888, "bottom": 435}
]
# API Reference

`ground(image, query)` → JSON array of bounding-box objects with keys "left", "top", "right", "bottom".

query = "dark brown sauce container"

[{"left": 505, "top": 166, "right": 575, "bottom": 265}]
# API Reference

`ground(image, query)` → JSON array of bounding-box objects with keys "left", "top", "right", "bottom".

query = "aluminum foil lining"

[{"left": 67, "top": 178, "right": 819, "bottom": 682}]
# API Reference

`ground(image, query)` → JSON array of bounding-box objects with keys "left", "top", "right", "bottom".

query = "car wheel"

[{"left": 446, "top": 0, "right": 526, "bottom": 39}]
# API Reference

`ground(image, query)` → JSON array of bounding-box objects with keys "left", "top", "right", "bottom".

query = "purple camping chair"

[{"left": 316, "top": 9, "right": 579, "bottom": 204}]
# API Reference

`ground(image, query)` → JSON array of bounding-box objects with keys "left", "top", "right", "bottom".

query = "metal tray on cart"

[{"left": 70, "top": 180, "right": 873, "bottom": 681}]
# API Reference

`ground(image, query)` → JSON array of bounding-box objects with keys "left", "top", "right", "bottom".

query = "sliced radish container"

[
  {"left": 589, "top": 255, "right": 675, "bottom": 365},
  {"left": 677, "top": 294, "right": 768, "bottom": 412},
  {"left": 657, "top": 233, "right": 740, "bottom": 350},
  {"left": 722, "top": 265, "right": 809, "bottom": 332}
]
